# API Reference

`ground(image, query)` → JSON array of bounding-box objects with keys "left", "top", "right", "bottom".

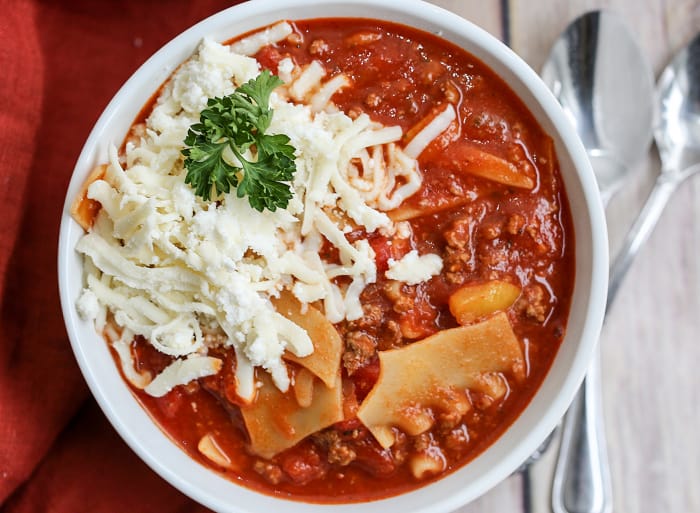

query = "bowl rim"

[{"left": 58, "top": 0, "right": 608, "bottom": 511}]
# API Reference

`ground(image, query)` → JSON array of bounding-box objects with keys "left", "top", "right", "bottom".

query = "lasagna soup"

[{"left": 73, "top": 18, "right": 575, "bottom": 502}]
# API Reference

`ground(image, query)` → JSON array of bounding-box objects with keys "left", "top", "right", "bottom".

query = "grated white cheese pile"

[
  {"left": 76, "top": 24, "right": 446, "bottom": 402},
  {"left": 386, "top": 250, "right": 443, "bottom": 285}
]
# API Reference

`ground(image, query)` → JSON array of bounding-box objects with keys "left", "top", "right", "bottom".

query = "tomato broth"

[{"left": 107, "top": 18, "right": 574, "bottom": 503}]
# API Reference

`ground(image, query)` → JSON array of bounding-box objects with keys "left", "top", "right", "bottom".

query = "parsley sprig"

[{"left": 181, "top": 71, "right": 297, "bottom": 212}]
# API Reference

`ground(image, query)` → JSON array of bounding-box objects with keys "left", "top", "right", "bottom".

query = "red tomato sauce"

[{"left": 123, "top": 18, "right": 575, "bottom": 503}]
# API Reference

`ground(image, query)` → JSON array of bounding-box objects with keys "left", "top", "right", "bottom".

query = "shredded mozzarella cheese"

[
  {"left": 386, "top": 250, "right": 444, "bottom": 285},
  {"left": 144, "top": 355, "right": 223, "bottom": 397},
  {"left": 229, "top": 21, "right": 293, "bottom": 56},
  {"left": 404, "top": 103, "right": 457, "bottom": 159},
  {"left": 75, "top": 33, "right": 440, "bottom": 399}
]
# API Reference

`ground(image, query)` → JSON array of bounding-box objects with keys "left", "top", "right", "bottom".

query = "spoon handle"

[
  {"left": 552, "top": 169, "right": 683, "bottom": 513},
  {"left": 607, "top": 172, "right": 678, "bottom": 306},
  {"left": 551, "top": 351, "right": 612, "bottom": 513}
]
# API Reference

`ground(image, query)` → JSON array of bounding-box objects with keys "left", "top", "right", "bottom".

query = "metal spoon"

[
  {"left": 608, "top": 32, "right": 700, "bottom": 303},
  {"left": 539, "top": 11, "right": 656, "bottom": 513}
]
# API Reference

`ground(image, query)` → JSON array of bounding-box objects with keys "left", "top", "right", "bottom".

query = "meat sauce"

[{"left": 126, "top": 18, "right": 574, "bottom": 502}]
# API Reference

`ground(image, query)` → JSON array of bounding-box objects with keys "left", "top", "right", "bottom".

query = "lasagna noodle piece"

[
  {"left": 240, "top": 370, "right": 343, "bottom": 459},
  {"left": 357, "top": 312, "right": 524, "bottom": 448},
  {"left": 387, "top": 195, "right": 472, "bottom": 222},
  {"left": 445, "top": 142, "right": 535, "bottom": 189},
  {"left": 386, "top": 141, "right": 535, "bottom": 222},
  {"left": 274, "top": 290, "right": 343, "bottom": 389},
  {"left": 293, "top": 367, "right": 316, "bottom": 408}
]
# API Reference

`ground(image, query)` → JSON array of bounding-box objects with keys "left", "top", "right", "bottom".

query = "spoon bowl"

[
  {"left": 608, "top": 31, "right": 700, "bottom": 302},
  {"left": 655, "top": 32, "right": 700, "bottom": 175},
  {"left": 541, "top": 10, "right": 655, "bottom": 204}
]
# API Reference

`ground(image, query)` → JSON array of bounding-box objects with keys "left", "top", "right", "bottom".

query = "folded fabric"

[{"left": 0, "top": 1, "right": 241, "bottom": 511}]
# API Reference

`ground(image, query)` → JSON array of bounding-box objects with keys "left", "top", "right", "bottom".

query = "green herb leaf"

[{"left": 181, "top": 70, "right": 296, "bottom": 211}]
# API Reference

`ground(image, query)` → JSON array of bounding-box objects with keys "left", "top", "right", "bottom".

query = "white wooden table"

[{"left": 428, "top": 1, "right": 700, "bottom": 512}]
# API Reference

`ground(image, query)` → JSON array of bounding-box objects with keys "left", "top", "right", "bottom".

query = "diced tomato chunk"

[
  {"left": 350, "top": 357, "right": 380, "bottom": 400},
  {"left": 368, "top": 234, "right": 411, "bottom": 273},
  {"left": 279, "top": 442, "right": 328, "bottom": 485},
  {"left": 256, "top": 46, "right": 285, "bottom": 72},
  {"left": 333, "top": 417, "right": 364, "bottom": 435},
  {"left": 352, "top": 437, "right": 396, "bottom": 476}
]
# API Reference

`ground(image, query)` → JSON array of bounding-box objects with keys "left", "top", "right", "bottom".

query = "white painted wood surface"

[{"left": 428, "top": 1, "right": 700, "bottom": 512}]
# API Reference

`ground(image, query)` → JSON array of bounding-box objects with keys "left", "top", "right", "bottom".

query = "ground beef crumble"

[{"left": 343, "top": 330, "right": 377, "bottom": 376}]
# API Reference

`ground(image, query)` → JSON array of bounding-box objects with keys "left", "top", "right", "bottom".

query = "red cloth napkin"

[{"left": 0, "top": 1, "right": 243, "bottom": 511}]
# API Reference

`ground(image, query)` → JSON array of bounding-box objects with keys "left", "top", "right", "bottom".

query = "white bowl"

[{"left": 57, "top": 1, "right": 608, "bottom": 511}]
